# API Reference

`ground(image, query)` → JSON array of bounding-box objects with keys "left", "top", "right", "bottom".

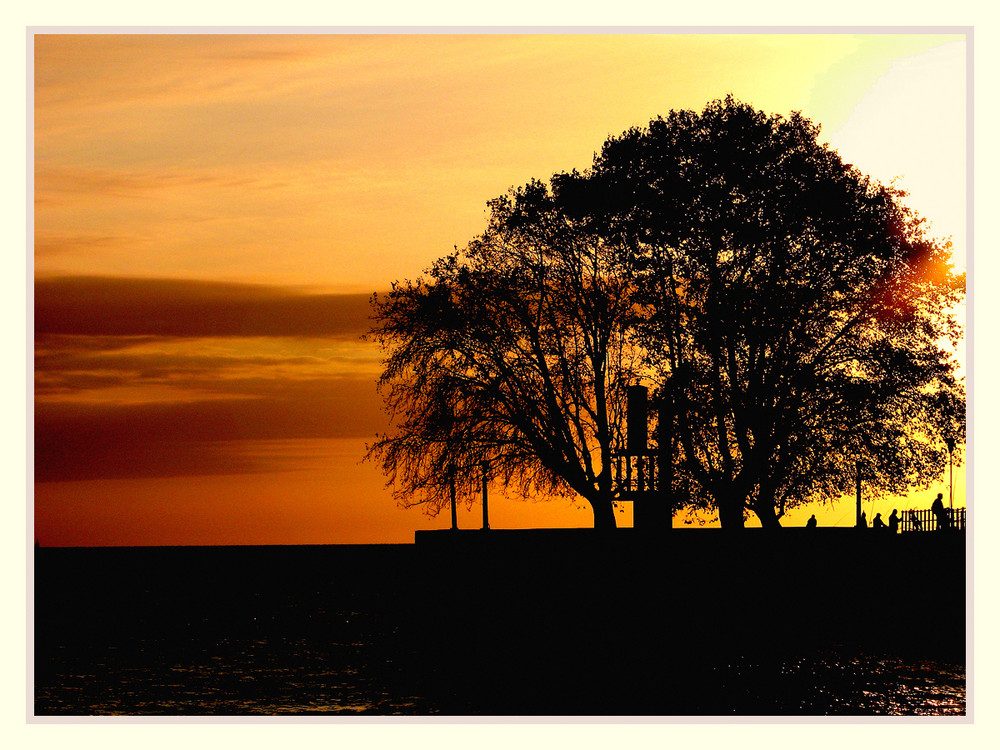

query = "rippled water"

[
  {"left": 35, "top": 639, "right": 965, "bottom": 716},
  {"left": 702, "top": 650, "right": 965, "bottom": 716},
  {"left": 33, "top": 545, "right": 966, "bottom": 716},
  {"left": 37, "top": 636, "right": 437, "bottom": 715}
]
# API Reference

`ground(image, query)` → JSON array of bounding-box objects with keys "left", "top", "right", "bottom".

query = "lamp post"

[
  {"left": 855, "top": 460, "right": 862, "bottom": 528},
  {"left": 480, "top": 460, "right": 490, "bottom": 531},
  {"left": 945, "top": 436, "right": 956, "bottom": 511},
  {"left": 449, "top": 465, "right": 458, "bottom": 531}
]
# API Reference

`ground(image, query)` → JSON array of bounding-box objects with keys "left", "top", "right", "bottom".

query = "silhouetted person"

[
  {"left": 806, "top": 514, "right": 817, "bottom": 529},
  {"left": 888, "top": 509, "right": 899, "bottom": 534},
  {"left": 931, "top": 493, "right": 949, "bottom": 531},
  {"left": 909, "top": 509, "right": 922, "bottom": 531},
  {"left": 872, "top": 512, "right": 886, "bottom": 530},
  {"left": 859, "top": 511, "right": 867, "bottom": 528}
]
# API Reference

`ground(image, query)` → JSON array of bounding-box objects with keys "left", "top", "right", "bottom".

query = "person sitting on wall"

[
  {"left": 872, "top": 512, "right": 886, "bottom": 530},
  {"left": 888, "top": 509, "right": 900, "bottom": 534},
  {"left": 858, "top": 511, "right": 867, "bottom": 528},
  {"left": 806, "top": 514, "right": 817, "bottom": 529}
]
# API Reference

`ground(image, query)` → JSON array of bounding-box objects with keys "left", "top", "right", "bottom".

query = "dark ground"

[{"left": 33, "top": 529, "right": 967, "bottom": 716}]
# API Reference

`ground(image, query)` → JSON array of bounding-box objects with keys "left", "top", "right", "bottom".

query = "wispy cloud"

[
  {"left": 34, "top": 275, "right": 387, "bottom": 482},
  {"left": 35, "top": 163, "right": 261, "bottom": 199},
  {"left": 35, "top": 376, "right": 385, "bottom": 482},
  {"left": 35, "top": 276, "right": 375, "bottom": 338},
  {"left": 34, "top": 232, "right": 146, "bottom": 256},
  {"left": 34, "top": 35, "right": 336, "bottom": 117},
  {"left": 34, "top": 337, "right": 376, "bottom": 399}
]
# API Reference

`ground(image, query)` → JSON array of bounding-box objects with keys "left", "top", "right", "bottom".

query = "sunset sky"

[{"left": 32, "top": 32, "right": 968, "bottom": 546}]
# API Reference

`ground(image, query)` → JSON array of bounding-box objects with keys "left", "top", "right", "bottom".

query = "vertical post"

[
  {"left": 855, "top": 461, "right": 862, "bottom": 528},
  {"left": 627, "top": 383, "right": 647, "bottom": 505},
  {"left": 946, "top": 436, "right": 955, "bottom": 511},
  {"left": 626, "top": 385, "right": 649, "bottom": 454},
  {"left": 658, "top": 391, "right": 673, "bottom": 531},
  {"left": 481, "top": 460, "right": 490, "bottom": 531},
  {"left": 450, "top": 467, "right": 458, "bottom": 531}
]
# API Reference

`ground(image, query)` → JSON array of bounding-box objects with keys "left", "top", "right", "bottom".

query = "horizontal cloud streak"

[
  {"left": 36, "top": 276, "right": 375, "bottom": 339},
  {"left": 35, "top": 376, "right": 387, "bottom": 482},
  {"left": 35, "top": 163, "right": 278, "bottom": 200},
  {"left": 34, "top": 276, "right": 390, "bottom": 482},
  {"left": 35, "top": 334, "right": 380, "bottom": 398},
  {"left": 34, "top": 231, "right": 140, "bottom": 257}
]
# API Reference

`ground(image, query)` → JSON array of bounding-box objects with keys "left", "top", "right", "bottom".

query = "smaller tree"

[{"left": 366, "top": 178, "right": 647, "bottom": 530}]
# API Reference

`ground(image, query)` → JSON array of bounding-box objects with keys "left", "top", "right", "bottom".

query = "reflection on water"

[
  {"left": 705, "top": 650, "right": 965, "bottom": 716},
  {"left": 37, "top": 636, "right": 436, "bottom": 715},
  {"left": 36, "top": 637, "right": 964, "bottom": 716},
  {"left": 33, "top": 545, "right": 966, "bottom": 716}
]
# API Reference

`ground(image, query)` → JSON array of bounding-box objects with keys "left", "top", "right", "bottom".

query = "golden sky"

[{"left": 33, "top": 33, "right": 968, "bottom": 546}]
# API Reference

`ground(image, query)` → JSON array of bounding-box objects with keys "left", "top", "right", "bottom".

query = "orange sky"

[{"left": 32, "top": 33, "right": 968, "bottom": 546}]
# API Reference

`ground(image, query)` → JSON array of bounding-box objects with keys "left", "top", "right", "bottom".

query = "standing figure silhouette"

[
  {"left": 888, "top": 509, "right": 900, "bottom": 534},
  {"left": 931, "top": 493, "right": 949, "bottom": 531}
]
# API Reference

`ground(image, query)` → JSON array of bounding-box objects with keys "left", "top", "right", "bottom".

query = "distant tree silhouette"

[
  {"left": 366, "top": 179, "right": 645, "bottom": 530},
  {"left": 368, "top": 96, "right": 965, "bottom": 532}
]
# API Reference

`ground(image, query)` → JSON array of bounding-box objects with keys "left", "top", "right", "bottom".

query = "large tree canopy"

[
  {"left": 367, "top": 97, "right": 965, "bottom": 530},
  {"left": 587, "top": 97, "right": 965, "bottom": 528}
]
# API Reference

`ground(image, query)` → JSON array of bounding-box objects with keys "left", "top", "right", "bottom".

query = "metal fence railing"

[{"left": 899, "top": 507, "right": 966, "bottom": 532}]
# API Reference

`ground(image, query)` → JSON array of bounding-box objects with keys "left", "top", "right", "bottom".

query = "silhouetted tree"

[
  {"left": 589, "top": 97, "right": 965, "bottom": 528},
  {"left": 368, "top": 97, "right": 965, "bottom": 532},
  {"left": 366, "top": 178, "right": 645, "bottom": 529}
]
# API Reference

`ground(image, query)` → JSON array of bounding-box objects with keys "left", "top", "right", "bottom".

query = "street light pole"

[
  {"left": 945, "top": 436, "right": 956, "bottom": 511},
  {"left": 450, "top": 466, "right": 458, "bottom": 531},
  {"left": 855, "top": 460, "right": 862, "bottom": 528},
  {"left": 481, "top": 460, "right": 490, "bottom": 531}
]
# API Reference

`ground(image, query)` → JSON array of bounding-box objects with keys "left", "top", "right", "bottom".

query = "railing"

[
  {"left": 899, "top": 507, "right": 966, "bottom": 532},
  {"left": 611, "top": 451, "right": 660, "bottom": 493}
]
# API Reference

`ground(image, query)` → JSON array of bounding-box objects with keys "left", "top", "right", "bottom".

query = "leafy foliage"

[
  {"left": 591, "top": 96, "right": 965, "bottom": 526},
  {"left": 367, "top": 97, "right": 965, "bottom": 529},
  {"left": 366, "top": 179, "right": 646, "bottom": 529}
]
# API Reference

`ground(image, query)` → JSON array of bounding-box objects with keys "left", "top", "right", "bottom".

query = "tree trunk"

[
  {"left": 590, "top": 495, "right": 618, "bottom": 531},
  {"left": 752, "top": 483, "right": 783, "bottom": 529},
  {"left": 753, "top": 502, "right": 783, "bottom": 529},
  {"left": 717, "top": 496, "right": 745, "bottom": 529}
]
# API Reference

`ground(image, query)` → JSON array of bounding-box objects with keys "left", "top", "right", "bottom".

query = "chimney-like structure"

[
  {"left": 626, "top": 384, "right": 649, "bottom": 454},
  {"left": 615, "top": 383, "right": 672, "bottom": 532}
]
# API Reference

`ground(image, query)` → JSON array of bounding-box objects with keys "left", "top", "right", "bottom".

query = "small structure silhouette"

[
  {"left": 909, "top": 509, "right": 923, "bottom": 531},
  {"left": 858, "top": 511, "right": 867, "bottom": 528},
  {"left": 888, "top": 509, "right": 899, "bottom": 534},
  {"left": 612, "top": 384, "right": 670, "bottom": 530}
]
